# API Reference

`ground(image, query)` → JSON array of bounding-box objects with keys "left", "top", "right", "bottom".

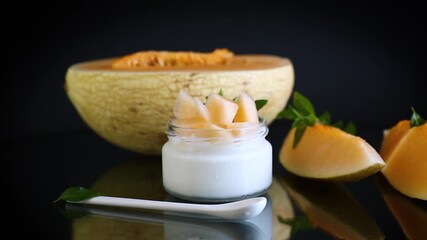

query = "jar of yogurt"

[{"left": 162, "top": 118, "right": 272, "bottom": 203}]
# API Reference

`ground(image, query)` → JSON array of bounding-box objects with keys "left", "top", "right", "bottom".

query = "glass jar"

[{"left": 162, "top": 118, "right": 272, "bottom": 203}]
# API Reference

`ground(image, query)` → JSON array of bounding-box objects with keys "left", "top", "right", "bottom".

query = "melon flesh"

[
  {"left": 194, "top": 98, "right": 211, "bottom": 121},
  {"left": 173, "top": 90, "right": 198, "bottom": 119},
  {"left": 381, "top": 123, "right": 427, "bottom": 200},
  {"left": 380, "top": 120, "right": 410, "bottom": 162},
  {"left": 280, "top": 124, "right": 385, "bottom": 180},
  {"left": 205, "top": 93, "right": 239, "bottom": 127},
  {"left": 234, "top": 91, "right": 259, "bottom": 123}
]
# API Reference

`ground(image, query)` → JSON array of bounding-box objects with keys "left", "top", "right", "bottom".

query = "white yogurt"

[{"left": 162, "top": 120, "right": 272, "bottom": 202}]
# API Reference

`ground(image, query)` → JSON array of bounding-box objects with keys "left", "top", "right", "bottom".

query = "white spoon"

[{"left": 69, "top": 196, "right": 267, "bottom": 220}]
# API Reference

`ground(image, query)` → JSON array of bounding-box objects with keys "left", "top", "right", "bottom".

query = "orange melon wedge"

[
  {"left": 205, "top": 93, "right": 239, "bottom": 127},
  {"left": 380, "top": 121, "right": 427, "bottom": 200},
  {"left": 280, "top": 124, "right": 385, "bottom": 181},
  {"left": 234, "top": 91, "right": 259, "bottom": 123},
  {"left": 173, "top": 90, "right": 198, "bottom": 119}
]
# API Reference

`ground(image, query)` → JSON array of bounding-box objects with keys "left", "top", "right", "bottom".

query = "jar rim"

[{"left": 166, "top": 117, "right": 268, "bottom": 141}]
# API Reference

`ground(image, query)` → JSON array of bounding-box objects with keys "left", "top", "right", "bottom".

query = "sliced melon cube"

[
  {"left": 194, "top": 97, "right": 211, "bottom": 121},
  {"left": 205, "top": 93, "right": 239, "bottom": 127},
  {"left": 173, "top": 90, "right": 198, "bottom": 119},
  {"left": 234, "top": 91, "right": 259, "bottom": 123}
]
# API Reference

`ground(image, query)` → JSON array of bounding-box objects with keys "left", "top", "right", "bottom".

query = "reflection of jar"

[{"left": 162, "top": 118, "right": 272, "bottom": 203}]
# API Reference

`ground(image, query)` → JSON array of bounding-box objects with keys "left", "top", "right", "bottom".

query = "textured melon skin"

[{"left": 65, "top": 56, "right": 294, "bottom": 155}]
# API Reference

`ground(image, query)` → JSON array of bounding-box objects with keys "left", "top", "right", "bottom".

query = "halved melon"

[
  {"left": 234, "top": 91, "right": 259, "bottom": 123},
  {"left": 380, "top": 122, "right": 427, "bottom": 200},
  {"left": 65, "top": 49, "right": 294, "bottom": 154},
  {"left": 279, "top": 124, "right": 385, "bottom": 181}
]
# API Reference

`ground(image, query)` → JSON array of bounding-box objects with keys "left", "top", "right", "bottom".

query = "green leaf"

[
  {"left": 343, "top": 121, "right": 357, "bottom": 135},
  {"left": 410, "top": 107, "right": 426, "bottom": 128},
  {"left": 293, "top": 125, "right": 307, "bottom": 149},
  {"left": 232, "top": 96, "right": 238, "bottom": 102},
  {"left": 277, "top": 106, "right": 299, "bottom": 120},
  {"left": 218, "top": 89, "right": 224, "bottom": 96},
  {"left": 318, "top": 111, "right": 331, "bottom": 125},
  {"left": 278, "top": 215, "right": 313, "bottom": 238},
  {"left": 255, "top": 99, "right": 268, "bottom": 111},
  {"left": 306, "top": 113, "right": 317, "bottom": 126},
  {"left": 277, "top": 91, "right": 357, "bottom": 149},
  {"left": 293, "top": 91, "right": 315, "bottom": 115},
  {"left": 54, "top": 187, "right": 101, "bottom": 203}
]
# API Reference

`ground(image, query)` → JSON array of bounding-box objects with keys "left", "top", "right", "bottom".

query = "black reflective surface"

[{"left": 4, "top": 122, "right": 427, "bottom": 239}]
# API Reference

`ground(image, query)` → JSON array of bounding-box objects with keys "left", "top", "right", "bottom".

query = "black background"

[{"left": 2, "top": 0, "right": 426, "bottom": 239}]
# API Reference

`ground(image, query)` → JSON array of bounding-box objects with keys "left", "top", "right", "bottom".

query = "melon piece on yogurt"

[
  {"left": 173, "top": 90, "right": 198, "bottom": 119},
  {"left": 172, "top": 91, "right": 211, "bottom": 128},
  {"left": 206, "top": 93, "right": 239, "bottom": 127},
  {"left": 234, "top": 91, "right": 259, "bottom": 123}
]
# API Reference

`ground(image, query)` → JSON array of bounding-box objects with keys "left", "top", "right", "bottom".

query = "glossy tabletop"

[{"left": 3, "top": 122, "right": 426, "bottom": 239}]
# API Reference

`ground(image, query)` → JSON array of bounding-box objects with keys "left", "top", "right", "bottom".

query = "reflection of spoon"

[
  {"left": 67, "top": 199, "right": 270, "bottom": 239},
  {"left": 69, "top": 196, "right": 267, "bottom": 220}
]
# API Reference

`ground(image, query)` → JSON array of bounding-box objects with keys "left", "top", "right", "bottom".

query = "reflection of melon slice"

[
  {"left": 234, "top": 91, "right": 259, "bottom": 123},
  {"left": 377, "top": 175, "right": 427, "bottom": 240},
  {"left": 206, "top": 93, "right": 239, "bottom": 127},
  {"left": 380, "top": 121, "right": 427, "bottom": 200},
  {"left": 280, "top": 124, "right": 385, "bottom": 180},
  {"left": 281, "top": 174, "right": 384, "bottom": 240}
]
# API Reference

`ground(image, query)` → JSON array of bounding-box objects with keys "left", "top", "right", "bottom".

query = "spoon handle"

[{"left": 73, "top": 196, "right": 215, "bottom": 216}]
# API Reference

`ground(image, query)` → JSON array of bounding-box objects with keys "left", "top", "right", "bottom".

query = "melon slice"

[
  {"left": 279, "top": 124, "right": 385, "bottom": 181},
  {"left": 234, "top": 91, "right": 259, "bottom": 123},
  {"left": 380, "top": 122, "right": 427, "bottom": 200},
  {"left": 380, "top": 120, "right": 410, "bottom": 161},
  {"left": 194, "top": 97, "right": 210, "bottom": 122},
  {"left": 205, "top": 93, "right": 239, "bottom": 127},
  {"left": 281, "top": 175, "right": 384, "bottom": 240},
  {"left": 377, "top": 175, "right": 427, "bottom": 239},
  {"left": 173, "top": 90, "right": 198, "bottom": 119}
]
